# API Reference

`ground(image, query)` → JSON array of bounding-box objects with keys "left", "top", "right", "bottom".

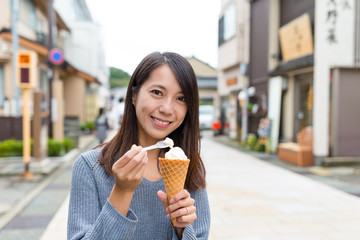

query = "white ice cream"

[
  {"left": 163, "top": 137, "right": 188, "bottom": 160},
  {"left": 163, "top": 137, "right": 174, "bottom": 149}
]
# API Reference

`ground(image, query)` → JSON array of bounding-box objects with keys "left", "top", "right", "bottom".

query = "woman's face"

[{"left": 133, "top": 64, "right": 188, "bottom": 145}]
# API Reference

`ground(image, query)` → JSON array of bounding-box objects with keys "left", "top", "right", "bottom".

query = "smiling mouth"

[{"left": 151, "top": 116, "right": 171, "bottom": 126}]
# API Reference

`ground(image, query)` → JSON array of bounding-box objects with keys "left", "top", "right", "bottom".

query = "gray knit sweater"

[{"left": 68, "top": 148, "right": 210, "bottom": 240}]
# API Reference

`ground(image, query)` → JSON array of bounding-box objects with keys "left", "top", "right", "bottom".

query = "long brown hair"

[{"left": 98, "top": 52, "right": 206, "bottom": 190}]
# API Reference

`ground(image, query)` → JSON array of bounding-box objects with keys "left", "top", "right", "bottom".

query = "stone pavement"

[{"left": 34, "top": 135, "right": 360, "bottom": 239}]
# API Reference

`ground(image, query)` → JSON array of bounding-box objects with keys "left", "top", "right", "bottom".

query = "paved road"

[{"left": 203, "top": 137, "right": 360, "bottom": 239}]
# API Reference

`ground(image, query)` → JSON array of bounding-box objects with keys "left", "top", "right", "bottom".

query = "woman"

[
  {"left": 94, "top": 107, "right": 108, "bottom": 144},
  {"left": 68, "top": 52, "right": 210, "bottom": 239}
]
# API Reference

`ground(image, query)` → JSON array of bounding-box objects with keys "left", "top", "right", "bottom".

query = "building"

[
  {"left": 217, "top": 0, "right": 250, "bottom": 139},
  {"left": 0, "top": 0, "right": 100, "bottom": 143},
  {"left": 187, "top": 56, "right": 217, "bottom": 106},
  {"left": 54, "top": 0, "right": 110, "bottom": 123},
  {"left": 252, "top": 0, "right": 360, "bottom": 164}
]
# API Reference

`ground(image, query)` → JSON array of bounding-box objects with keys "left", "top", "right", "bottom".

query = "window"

[
  {"left": 218, "top": 16, "right": 225, "bottom": 45},
  {"left": 218, "top": 4, "right": 236, "bottom": 46},
  {"left": 20, "top": 0, "right": 36, "bottom": 31},
  {"left": 0, "top": 66, "right": 4, "bottom": 107}
]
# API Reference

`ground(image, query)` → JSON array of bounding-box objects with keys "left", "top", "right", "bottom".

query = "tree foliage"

[{"left": 109, "top": 67, "right": 131, "bottom": 88}]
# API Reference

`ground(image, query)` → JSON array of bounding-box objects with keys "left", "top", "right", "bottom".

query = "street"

[
  {"left": 1, "top": 134, "right": 360, "bottom": 240},
  {"left": 203, "top": 136, "right": 360, "bottom": 239}
]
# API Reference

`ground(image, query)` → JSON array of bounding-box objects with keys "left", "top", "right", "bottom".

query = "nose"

[{"left": 159, "top": 98, "right": 174, "bottom": 115}]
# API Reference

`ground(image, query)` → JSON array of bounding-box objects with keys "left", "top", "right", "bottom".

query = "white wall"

[
  {"left": 218, "top": 0, "right": 250, "bottom": 97},
  {"left": 313, "top": 0, "right": 355, "bottom": 158},
  {"left": 61, "top": 23, "right": 98, "bottom": 76},
  {"left": 54, "top": 0, "right": 110, "bottom": 100}
]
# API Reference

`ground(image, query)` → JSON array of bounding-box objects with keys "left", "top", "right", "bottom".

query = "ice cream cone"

[{"left": 159, "top": 157, "right": 190, "bottom": 226}]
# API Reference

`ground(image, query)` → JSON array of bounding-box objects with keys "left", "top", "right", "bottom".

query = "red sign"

[
  {"left": 48, "top": 48, "right": 64, "bottom": 65},
  {"left": 226, "top": 77, "right": 237, "bottom": 86}
]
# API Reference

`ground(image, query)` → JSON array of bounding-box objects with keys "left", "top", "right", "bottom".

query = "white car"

[{"left": 199, "top": 105, "right": 214, "bottom": 130}]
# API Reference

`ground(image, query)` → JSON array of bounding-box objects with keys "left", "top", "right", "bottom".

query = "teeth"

[{"left": 154, "top": 118, "right": 170, "bottom": 125}]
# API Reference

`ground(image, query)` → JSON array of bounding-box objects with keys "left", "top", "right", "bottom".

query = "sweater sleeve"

[
  {"left": 67, "top": 155, "right": 138, "bottom": 240},
  {"left": 172, "top": 188, "right": 211, "bottom": 240}
]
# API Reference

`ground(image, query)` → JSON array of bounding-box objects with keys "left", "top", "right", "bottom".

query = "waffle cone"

[{"left": 159, "top": 157, "right": 190, "bottom": 226}]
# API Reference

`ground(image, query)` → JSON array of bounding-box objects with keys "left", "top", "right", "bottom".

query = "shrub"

[
  {"left": 63, "top": 137, "right": 74, "bottom": 153},
  {"left": 0, "top": 138, "right": 74, "bottom": 158},
  {"left": 0, "top": 139, "right": 23, "bottom": 157},
  {"left": 80, "top": 121, "right": 95, "bottom": 131},
  {"left": 48, "top": 138, "right": 63, "bottom": 157},
  {"left": 87, "top": 121, "right": 95, "bottom": 131},
  {"left": 246, "top": 133, "right": 257, "bottom": 151},
  {"left": 80, "top": 122, "right": 87, "bottom": 131},
  {"left": 255, "top": 143, "right": 266, "bottom": 152}
]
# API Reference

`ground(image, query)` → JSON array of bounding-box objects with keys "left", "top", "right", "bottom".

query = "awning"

[{"left": 268, "top": 54, "right": 314, "bottom": 76}]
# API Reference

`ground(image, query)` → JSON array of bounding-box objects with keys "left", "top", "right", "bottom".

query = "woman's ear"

[{"left": 132, "top": 95, "right": 136, "bottom": 105}]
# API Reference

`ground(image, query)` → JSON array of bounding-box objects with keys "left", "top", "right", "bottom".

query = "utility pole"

[
  {"left": 239, "top": 63, "right": 249, "bottom": 143},
  {"left": 241, "top": 86, "right": 248, "bottom": 143},
  {"left": 11, "top": 0, "right": 20, "bottom": 117},
  {"left": 47, "top": 0, "right": 54, "bottom": 138}
]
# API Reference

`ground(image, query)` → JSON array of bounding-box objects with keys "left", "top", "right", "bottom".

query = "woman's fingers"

[
  {"left": 113, "top": 145, "right": 147, "bottom": 175},
  {"left": 164, "top": 189, "right": 197, "bottom": 227},
  {"left": 169, "top": 189, "right": 190, "bottom": 204},
  {"left": 131, "top": 153, "right": 148, "bottom": 179},
  {"left": 157, "top": 189, "right": 197, "bottom": 228},
  {"left": 113, "top": 145, "right": 142, "bottom": 169},
  {"left": 167, "top": 190, "right": 194, "bottom": 213},
  {"left": 169, "top": 205, "right": 196, "bottom": 219},
  {"left": 175, "top": 206, "right": 197, "bottom": 224},
  {"left": 111, "top": 145, "right": 148, "bottom": 191},
  {"left": 157, "top": 190, "right": 169, "bottom": 211}
]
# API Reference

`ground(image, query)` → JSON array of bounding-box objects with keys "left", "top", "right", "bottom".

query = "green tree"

[{"left": 109, "top": 67, "right": 131, "bottom": 88}]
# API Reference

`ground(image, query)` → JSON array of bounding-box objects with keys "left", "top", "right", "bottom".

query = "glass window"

[
  {"left": 218, "top": 16, "right": 225, "bottom": 46},
  {"left": 20, "top": 0, "right": 37, "bottom": 31},
  {"left": 224, "top": 4, "right": 236, "bottom": 40},
  {"left": 218, "top": 4, "right": 236, "bottom": 46}
]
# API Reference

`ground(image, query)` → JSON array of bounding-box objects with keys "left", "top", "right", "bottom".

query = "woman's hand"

[
  {"left": 112, "top": 145, "right": 148, "bottom": 191},
  {"left": 109, "top": 145, "right": 147, "bottom": 216},
  {"left": 157, "top": 189, "right": 197, "bottom": 229}
]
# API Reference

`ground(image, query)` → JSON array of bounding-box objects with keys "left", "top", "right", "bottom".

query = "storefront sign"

[
  {"left": 226, "top": 77, "right": 237, "bottom": 86},
  {"left": 279, "top": 13, "right": 314, "bottom": 62},
  {"left": 325, "top": 0, "right": 352, "bottom": 44}
]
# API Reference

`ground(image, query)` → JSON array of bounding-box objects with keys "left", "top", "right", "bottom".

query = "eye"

[
  {"left": 177, "top": 96, "right": 186, "bottom": 102},
  {"left": 151, "top": 90, "right": 162, "bottom": 96}
]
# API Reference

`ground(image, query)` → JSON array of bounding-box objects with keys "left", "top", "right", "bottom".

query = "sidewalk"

[
  {"left": 41, "top": 134, "right": 360, "bottom": 239},
  {"left": 0, "top": 133, "right": 100, "bottom": 239},
  {"left": 40, "top": 130, "right": 117, "bottom": 240}
]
